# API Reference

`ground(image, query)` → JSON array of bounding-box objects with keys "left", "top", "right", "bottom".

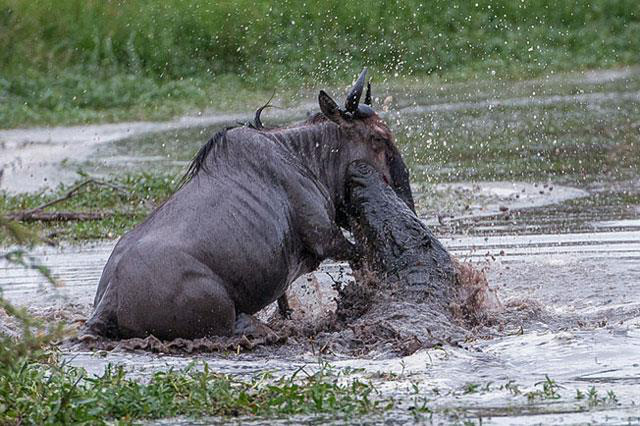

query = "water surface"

[{"left": 1, "top": 68, "right": 639, "bottom": 424}]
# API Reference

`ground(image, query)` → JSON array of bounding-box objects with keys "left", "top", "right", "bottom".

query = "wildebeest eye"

[{"left": 371, "top": 135, "right": 387, "bottom": 152}]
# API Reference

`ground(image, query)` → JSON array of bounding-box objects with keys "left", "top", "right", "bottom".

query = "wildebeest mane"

[
  {"left": 180, "top": 127, "right": 233, "bottom": 186},
  {"left": 304, "top": 112, "right": 329, "bottom": 124},
  {"left": 179, "top": 112, "right": 331, "bottom": 187}
]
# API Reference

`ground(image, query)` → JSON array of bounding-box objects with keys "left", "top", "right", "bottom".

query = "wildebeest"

[{"left": 85, "top": 68, "right": 415, "bottom": 340}]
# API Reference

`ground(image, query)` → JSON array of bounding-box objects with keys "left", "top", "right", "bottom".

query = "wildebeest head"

[{"left": 318, "top": 68, "right": 415, "bottom": 213}]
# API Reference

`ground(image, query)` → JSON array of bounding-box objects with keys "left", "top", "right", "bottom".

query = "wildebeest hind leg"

[
  {"left": 112, "top": 246, "right": 237, "bottom": 340},
  {"left": 116, "top": 274, "right": 236, "bottom": 341},
  {"left": 82, "top": 281, "right": 120, "bottom": 338}
]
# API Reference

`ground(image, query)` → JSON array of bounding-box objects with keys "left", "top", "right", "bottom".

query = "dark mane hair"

[
  {"left": 179, "top": 127, "right": 233, "bottom": 186},
  {"left": 179, "top": 111, "right": 330, "bottom": 187},
  {"left": 304, "top": 112, "right": 328, "bottom": 124}
]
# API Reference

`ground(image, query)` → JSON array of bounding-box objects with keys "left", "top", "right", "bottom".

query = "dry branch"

[
  {"left": 6, "top": 178, "right": 134, "bottom": 222},
  {"left": 6, "top": 211, "right": 116, "bottom": 222}
]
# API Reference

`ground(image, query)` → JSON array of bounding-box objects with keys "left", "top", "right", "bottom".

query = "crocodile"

[{"left": 327, "top": 160, "right": 499, "bottom": 355}]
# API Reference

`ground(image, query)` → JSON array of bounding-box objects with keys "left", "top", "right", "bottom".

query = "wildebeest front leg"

[
  {"left": 298, "top": 206, "right": 357, "bottom": 262},
  {"left": 322, "top": 229, "right": 358, "bottom": 261},
  {"left": 290, "top": 177, "right": 359, "bottom": 262},
  {"left": 277, "top": 294, "right": 293, "bottom": 318}
]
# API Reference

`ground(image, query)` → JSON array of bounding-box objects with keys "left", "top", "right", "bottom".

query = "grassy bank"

[
  {"left": 0, "top": 174, "right": 175, "bottom": 245},
  {"left": 0, "top": 0, "right": 638, "bottom": 127},
  {"left": 0, "top": 299, "right": 390, "bottom": 424},
  {"left": 1, "top": 355, "right": 388, "bottom": 423}
]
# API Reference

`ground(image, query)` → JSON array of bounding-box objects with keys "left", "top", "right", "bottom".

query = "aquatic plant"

[
  {"left": 525, "top": 375, "right": 562, "bottom": 402},
  {"left": 0, "top": 293, "right": 392, "bottom": 424}
]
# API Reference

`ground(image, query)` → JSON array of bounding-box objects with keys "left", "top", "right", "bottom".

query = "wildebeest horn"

[
  {"left": 254, "top": 91, "right": 276, "bottom": 130},
  {"left": 345, "top": 67, "right": 367, "bottom": 113},
  {"left": 364, "top": 81, "right": 372, "bottom": 106}
]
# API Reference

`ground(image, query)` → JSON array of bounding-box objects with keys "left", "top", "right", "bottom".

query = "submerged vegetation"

[
  {"left": 1, "top": 358, "right": 388, "bottom": 423},
  {"left": 0, "top": 0, "right": 638, "bottom": 127}
]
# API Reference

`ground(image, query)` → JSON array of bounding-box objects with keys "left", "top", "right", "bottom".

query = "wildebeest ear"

[{"left": 319, "top": 90, "right": 346, "bottom": 125}]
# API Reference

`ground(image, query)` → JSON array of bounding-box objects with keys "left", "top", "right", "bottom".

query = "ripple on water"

[{"left": 1, "top": 208, "right": 639, "bottom": 423}]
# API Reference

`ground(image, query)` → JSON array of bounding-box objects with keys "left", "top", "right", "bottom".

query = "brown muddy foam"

[
  {"left": 71, "top": 332, "right": 286, "bottom": 354},
  {"left": 305, "top": 258, "right": 503, "bottom": 356}
]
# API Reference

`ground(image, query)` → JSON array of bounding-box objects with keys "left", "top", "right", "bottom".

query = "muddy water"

[
  {"left": 2, "top": 200, "right": 639, "bottom": 423},
  {"left": 1, "top": 68, "right": 640, "bottom": 423}
]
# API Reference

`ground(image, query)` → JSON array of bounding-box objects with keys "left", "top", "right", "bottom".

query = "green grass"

[
  {"left": 0, "top": 0, "right": 638, "bottom": 127},
  {"left": 0, "top": 173, "right": 177, "bottom": 244},
  {"left": 0, "top": 69, "right": 280, "bottom": 128},
  {"left": 0, "top": 359, "right": 389, "bottom": 424},
  {"left": 0, "top": 295, "right": 391, "bottom": 424}
]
